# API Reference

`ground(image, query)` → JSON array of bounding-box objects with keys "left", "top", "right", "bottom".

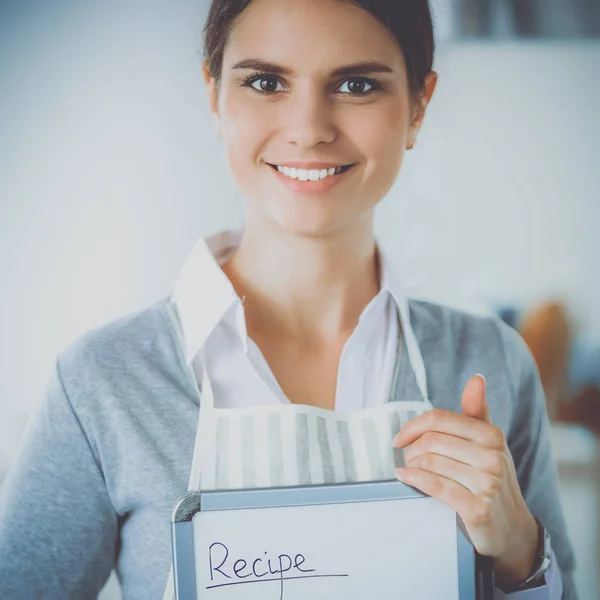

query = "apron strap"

[
  {"left": 187, "top": 345, "right": 214, "bottom": 491},
  {"left": 396, "top": 290, "right": 429, "bottom": 403}
]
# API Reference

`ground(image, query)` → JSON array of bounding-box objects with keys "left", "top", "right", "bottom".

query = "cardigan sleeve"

[
  {"left": 0, "top": 357, "right": 119, "bottom": 600},
  {"left": 497, "top": 320, "right": 578, "bottom": 600}
]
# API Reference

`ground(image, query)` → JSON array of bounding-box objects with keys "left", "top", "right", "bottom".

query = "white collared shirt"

[{"left": 171, "top": 228, "right": 403, "bottom": 412}]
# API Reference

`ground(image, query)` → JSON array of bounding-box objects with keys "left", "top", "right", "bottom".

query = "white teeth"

[{"left": 275, "top": 165, "right": 344, "bottom": 180}]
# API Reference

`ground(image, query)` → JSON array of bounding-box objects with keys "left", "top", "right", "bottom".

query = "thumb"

[{"left": 461, "top": 374, "right": 491, "bottom": 423}]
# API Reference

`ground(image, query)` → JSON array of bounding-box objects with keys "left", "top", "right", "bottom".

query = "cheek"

[
  {"left": 336, "top": 112, "right": 407, "bottom": 216},
  {"left": 220, "top": 93, "right": 273, "bottom": 166},
  {"left": 383, "top": 107, "right": 410, "bottom": 152},
  {"left": 348, "top": 103, "right": 408, "bottom": 168}
]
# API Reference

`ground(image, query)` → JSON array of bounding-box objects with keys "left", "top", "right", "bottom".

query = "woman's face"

[{"left": 204, "top": 0, "right": 436, "bottom": 238}]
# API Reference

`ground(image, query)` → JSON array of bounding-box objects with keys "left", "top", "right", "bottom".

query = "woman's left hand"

[{"left": 392, "top": 374, "right": 539, "bottom": 590}]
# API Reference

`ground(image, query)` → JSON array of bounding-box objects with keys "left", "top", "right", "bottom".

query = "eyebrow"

[{"left": 231, "top": 58, "right": 394, "bottom": 78}]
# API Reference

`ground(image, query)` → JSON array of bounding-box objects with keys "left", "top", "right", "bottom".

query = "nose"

[{"left": 282, "top": 88, "right": 337, "bottom": 149}]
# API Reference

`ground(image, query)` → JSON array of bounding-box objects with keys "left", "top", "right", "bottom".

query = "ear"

[
  {"left": 407, "top": 70, "right": 438, "bottom": 149},
  {"left": 202, "top": 60, "right": 221, "bottom": 137}
]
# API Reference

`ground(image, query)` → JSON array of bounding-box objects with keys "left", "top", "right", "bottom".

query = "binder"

[{"left": 171, "top": 479, "right": 494, "bottom": 599}]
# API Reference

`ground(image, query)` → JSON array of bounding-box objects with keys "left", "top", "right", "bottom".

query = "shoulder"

[
  {"left": 58, "top": 297, "right": 177, "bottom": 370},
  {"left": 56, "top": 297, "right": 185, "bottom": 408},
  {"left": 406, "top": 297, "right": 541, "bottom": 430},
  {"left": 407, "top": 295, "right": 532, "bottom": 367}
]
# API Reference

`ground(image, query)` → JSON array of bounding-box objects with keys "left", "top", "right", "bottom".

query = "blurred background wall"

[{"left": 1, "top": 1, "right": 599, "bottom": 598}]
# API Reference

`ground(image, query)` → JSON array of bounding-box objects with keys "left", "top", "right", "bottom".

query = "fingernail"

[
  {"left": 475, "top": 373, "right": 486, "bottom": 386},
  {"left": 395, "top": 467, "right": 406, "bottom": 482}
]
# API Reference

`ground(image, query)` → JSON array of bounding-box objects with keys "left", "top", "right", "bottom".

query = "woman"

[{"left": 0, "top": 1, "right": 577, "bottom": 598}]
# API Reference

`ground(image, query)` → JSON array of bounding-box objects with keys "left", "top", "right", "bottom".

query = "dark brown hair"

[{"left": 203, "top": 0, "right": 435, "bottom": 100}]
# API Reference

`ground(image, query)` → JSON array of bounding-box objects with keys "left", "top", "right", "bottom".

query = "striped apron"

[{"left": 162, "top": 286, "right": 433, "bottom": 599}]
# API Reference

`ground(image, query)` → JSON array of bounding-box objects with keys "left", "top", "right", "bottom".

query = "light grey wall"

[
  {"left": 1, "top": 3, "right": 598, "bottom": 599},
  {"left": 377, "top": 41, "right": 600, "bottom": 330}
]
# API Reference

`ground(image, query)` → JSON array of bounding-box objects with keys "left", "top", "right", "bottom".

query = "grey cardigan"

[{"left": 0, "top": 296, "right": 577, "bottom": 599}]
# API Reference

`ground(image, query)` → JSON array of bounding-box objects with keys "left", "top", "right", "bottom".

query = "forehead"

[{"left": 223, "top": 0, "right": 405, "bottom": 73}]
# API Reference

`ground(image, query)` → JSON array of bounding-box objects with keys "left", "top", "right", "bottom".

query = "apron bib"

[{"left": 162, "top": 287, "right": 433, "bottom": 600}]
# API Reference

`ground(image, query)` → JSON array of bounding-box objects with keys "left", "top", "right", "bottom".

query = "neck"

[{"left": 221, "top": 216, "right": 381, "bottom": 344}]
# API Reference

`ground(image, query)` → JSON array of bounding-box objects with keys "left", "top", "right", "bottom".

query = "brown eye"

[
  {"left": 256, "top": 77, "right": 278, "bottom": 92},
  {"left": 339, "top": 77, "right": 378, "bottom": 96},
  {"left": 243, "top": 74, "right": 283, "bottom": 95}
]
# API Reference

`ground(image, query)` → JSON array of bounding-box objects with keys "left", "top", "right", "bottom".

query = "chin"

[{"left": 266, "top": 206, "right": 363, "bottom": 239}]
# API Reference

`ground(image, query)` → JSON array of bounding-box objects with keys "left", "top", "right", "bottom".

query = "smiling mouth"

[{"left": 267, "top": 163, "right": 355, "bottom": 176}]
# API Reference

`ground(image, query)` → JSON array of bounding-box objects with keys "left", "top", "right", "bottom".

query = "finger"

[
  {"left": 395, "top": 465, "right": 475, "bottom": 518},
  {"left": 462, "top": 374, "right": 492, "bottom": 424},
  {"left": 403, "top": 431, "right": 507, "bottom": 476},
  {"left": 405, "top": 452, "right": 501, "bottom": 497},
  {"left": 393, "top": 408, "right": 504, "bottom": 449}
]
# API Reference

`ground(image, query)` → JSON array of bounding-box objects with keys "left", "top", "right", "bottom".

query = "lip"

[{"left": 268, "top": 162, "right": 356, "bottom": 195}]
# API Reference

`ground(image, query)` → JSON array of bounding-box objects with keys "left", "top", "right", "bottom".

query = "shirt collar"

[
  {"left": 170, "top": 228, "right": 404, "bottom": 365},
  {"left": 171, "top": 229, "right": 244, "bottom": 365}
]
